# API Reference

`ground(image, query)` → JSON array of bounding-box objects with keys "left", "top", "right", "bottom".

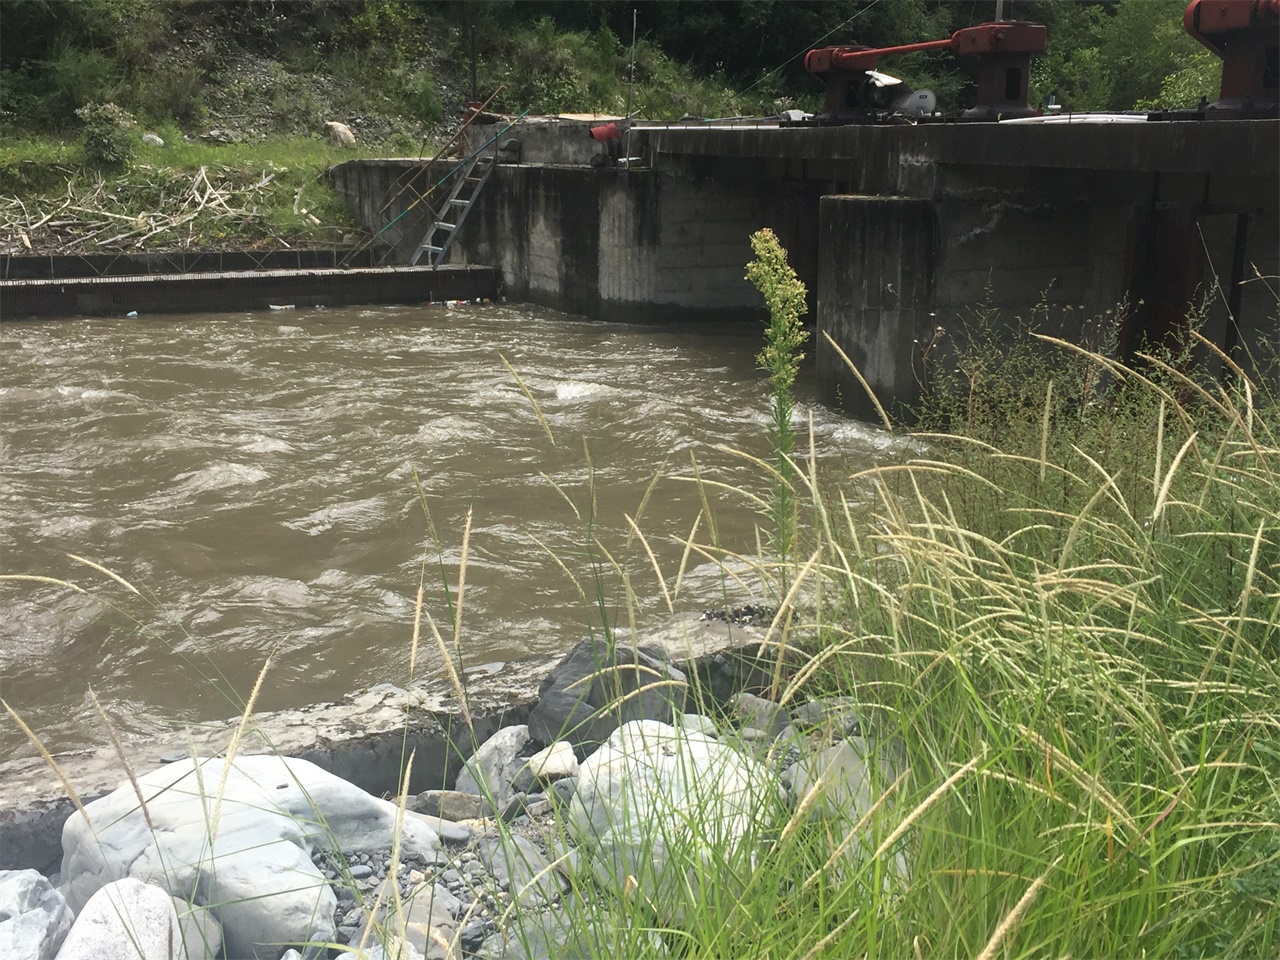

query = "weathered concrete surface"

[
  {"left": 0, "top": 264, "right": 496, "bottom": 321},
  {"left": 460, "top": 165, "right": 819, "bottom": 327},
  {"left": 462, "top": 115, "right": 624, "bottom": 167},
  {"left": 0, "top": 613, "right": 764, "bottom": 876},
  {"left": 816, "top": 197, "right": 937, "bottom": 422},
  {"left": 639, "top": 119, "right": 1277, "bottom": 183}
]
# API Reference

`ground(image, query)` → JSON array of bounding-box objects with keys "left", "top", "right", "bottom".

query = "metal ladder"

[{"left": 409, "top": 151, "right": 496, "bottom": 267}]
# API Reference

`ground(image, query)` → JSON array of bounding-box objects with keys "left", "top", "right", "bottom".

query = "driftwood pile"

[{"left": 0, "top": 164, "right": 329, "bottom": 256}]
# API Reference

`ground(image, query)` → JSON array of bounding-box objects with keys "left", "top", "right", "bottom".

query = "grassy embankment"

[{"left": 0, "top": 135, "right": 374, "bottom": 254}]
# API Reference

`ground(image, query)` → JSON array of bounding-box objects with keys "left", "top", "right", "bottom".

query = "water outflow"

[{"left": 0, "top": 303, "right": 889, "bottom": 756}]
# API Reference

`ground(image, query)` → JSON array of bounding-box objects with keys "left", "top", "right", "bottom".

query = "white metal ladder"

[{"left": 409, "top": 152, "right": 496, "bottom": 267}]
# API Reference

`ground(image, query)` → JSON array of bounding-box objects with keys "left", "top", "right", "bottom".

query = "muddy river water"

[{"left": 0, "top": 303, "right": 890, "bottom": 757}]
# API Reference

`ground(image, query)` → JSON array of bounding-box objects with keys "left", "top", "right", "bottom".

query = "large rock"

[
  {"left": 0, "top": 869, "right": 74, "bottom": 960},
  {"left": 324, "top": 121, "right": 357, "bottom": 147},
  {"left": 565, "top": 720, "right": 771, "bottom": 923},
  {"left": 173, "top": 900, "right": 222, "bottom": 959},
  {"left": 409, "top": 791, "right": 492, "bottom": 823},
  {"left": 786, "top": 737, "right": 895, "bottom": 818},
  {"left": 477, "top": 904, "right": 666, "bottom": 960},
  {"left": 731, "top": 692, "right": 789, "bottom": 739},
  {"left": 54, "top": 878, "right": 184, "bottom": 960},
  {"left": 454, "top": 726, "right": 531, "bottom": 808},
  {"left": 336, "top": 936, "right": 423, "bottom": 960},
  {"left": 402, "top": 888, "right": 458, "bottom": 960},
  {"left": 522, "top": 742, "right": 578, "bottom": 783},
  {"left": 528, "top": 639, "right": 688, "bottom": 747},
  {"left": 355, "top": 878, "right": 458, "bottom": 960},
  {"left": 61, "top": 755, "right": 441, "bottom": 960},
  {"left": 786, "top": 737, "right": 908, "bottom": 879},
  {"left": 477, "top": 835, "right": 564, "bottom": 904}
]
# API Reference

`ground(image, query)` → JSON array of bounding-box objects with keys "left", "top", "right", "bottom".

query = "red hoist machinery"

[
  {"left": 804, "top": 21, "right": 1047, "bottom": 123},
  {"left": 1183, "top": 0, "right": 1280, "bottom": 116}
]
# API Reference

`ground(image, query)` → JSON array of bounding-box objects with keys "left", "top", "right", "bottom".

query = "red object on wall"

[
  {"left": 805, "top": 21, "right": 1046, "bottom": 121},
  {"left": 1184, "top": 0, "right": 1280, "bottom": 114},
  {"left": 589, "top": 123, "right": 621, "bottom": 143}
]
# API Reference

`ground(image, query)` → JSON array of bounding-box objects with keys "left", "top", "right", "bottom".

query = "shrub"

[
  {"left": 76, "top": 101, "right": 137, "bottom": 169},
  {"left": 745, "top": 228, "right": 810, "bottom": 567},
  {"left": 393, "top": 66, "right": 443, "bottom": 126},
  {"left": 39, "top": 40, "right": 120, "bottom": 125}
]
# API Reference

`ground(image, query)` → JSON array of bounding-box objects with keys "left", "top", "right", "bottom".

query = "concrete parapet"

[{"left": 0, "top": 265, "right": 496, "bottom": 321}]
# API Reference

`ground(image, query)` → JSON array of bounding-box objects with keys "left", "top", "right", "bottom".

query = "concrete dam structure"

[{"left": 331, "top": 116, "right": 1279, "bottom": 421}]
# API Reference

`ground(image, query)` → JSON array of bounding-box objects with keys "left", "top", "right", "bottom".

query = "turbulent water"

[{"left": 0, "top": 303, "right": 890, "bottom": 757}]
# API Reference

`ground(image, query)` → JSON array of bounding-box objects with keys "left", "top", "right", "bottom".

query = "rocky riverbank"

[{"left": 0, "top": 627, "right": 897, "bottom": 960}]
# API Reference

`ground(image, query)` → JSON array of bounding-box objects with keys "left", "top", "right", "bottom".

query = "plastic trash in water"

[
  {"left": 269, "top": 304, "right": 296, "bottom": 311},
  {"left": 126, "top": 311, "right": 138, "bottom": 317}
]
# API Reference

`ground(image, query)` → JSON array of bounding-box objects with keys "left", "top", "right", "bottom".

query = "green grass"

[
  {"left": 432, "top": 315, "right": 1279, "bottom": 958},
  {"left": 480, "top": 18, "right": 788, "bottom": 120},
  {"left": 0, "top": 133, "right": 420, "bottom": 253}
]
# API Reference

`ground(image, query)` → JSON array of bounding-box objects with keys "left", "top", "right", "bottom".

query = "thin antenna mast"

[{"left": 625, "top": 9, "right": 638, "bottom": 119}]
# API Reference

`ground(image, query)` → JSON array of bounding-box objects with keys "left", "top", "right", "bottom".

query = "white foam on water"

[{"left": 553, "top": 380, "right": 622, "bottom": 402}]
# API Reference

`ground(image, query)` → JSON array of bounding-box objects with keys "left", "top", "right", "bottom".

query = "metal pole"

[
  {"left": 625, "top": 9, "right": 638, "bottom": 119},
  {"left": 995, "top": 0, "right": 1005, "bottom": 21}
]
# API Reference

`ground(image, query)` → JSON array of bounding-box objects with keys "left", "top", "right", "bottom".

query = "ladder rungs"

[
  {"left": 437, "top": 223, "right": 457, "bottom": 232},
  {"left": 448, "top": 198, "right": 469, "bottom": 207}
]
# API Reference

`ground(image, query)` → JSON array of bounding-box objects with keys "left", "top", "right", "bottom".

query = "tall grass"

[{"left": 487, "top": 320, "right": 1280, "bottom": 957}]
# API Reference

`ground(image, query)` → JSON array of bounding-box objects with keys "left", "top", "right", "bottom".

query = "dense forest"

[{"left": 0, "top": 0, "right": 1219, "bottom": 136}]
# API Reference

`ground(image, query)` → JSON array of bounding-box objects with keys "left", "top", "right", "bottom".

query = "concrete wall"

[
  {"left": 454, "top": 166, "right": 822, "bottom": 324},
  {"left": 332, "top": 119, "right": 1279, "bottom": 419},
  {"left": 329, "top": 159, "right": 439, "bottom": 264},
  {"left": 816, "top": 190, "right": 1279, "bottom": 419},
  {"left": 816, "top": 197, "right": 938, "bottom": 422}
]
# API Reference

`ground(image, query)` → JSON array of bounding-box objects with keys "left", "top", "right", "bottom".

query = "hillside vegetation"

[{"left": 0, "top": 0, "right": 1220, "bottom": 254}]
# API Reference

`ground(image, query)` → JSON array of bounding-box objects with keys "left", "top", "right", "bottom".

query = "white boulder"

[
  {"left": 454, "top": 725, "right": 531, "bottom": 807},
  {"left": 324, "top": 121, "right": 357, "bottom": 147},
  {"left": 523, "top": 741, "right": 578, "bottom": 783},
  {"left": 786, "top": 737, "right": 908, "bottom": 880},
  {"left": 53, "top": 878, "right": 183, "bottom": 960},
  {"left": 336, "top": 936, "right": 423, "bottom": 960},
  {"left": 566, "top": 719, "right": 771, "bottom": 923},
  {"left": 173, "top": 899, "right": 222, "bottom": 959},
  {"left": 61, "top": 755, "right": 440, "bottom": 960},
  {"left": 0, "top": 869, "right": 74, "bottom": 960}
]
